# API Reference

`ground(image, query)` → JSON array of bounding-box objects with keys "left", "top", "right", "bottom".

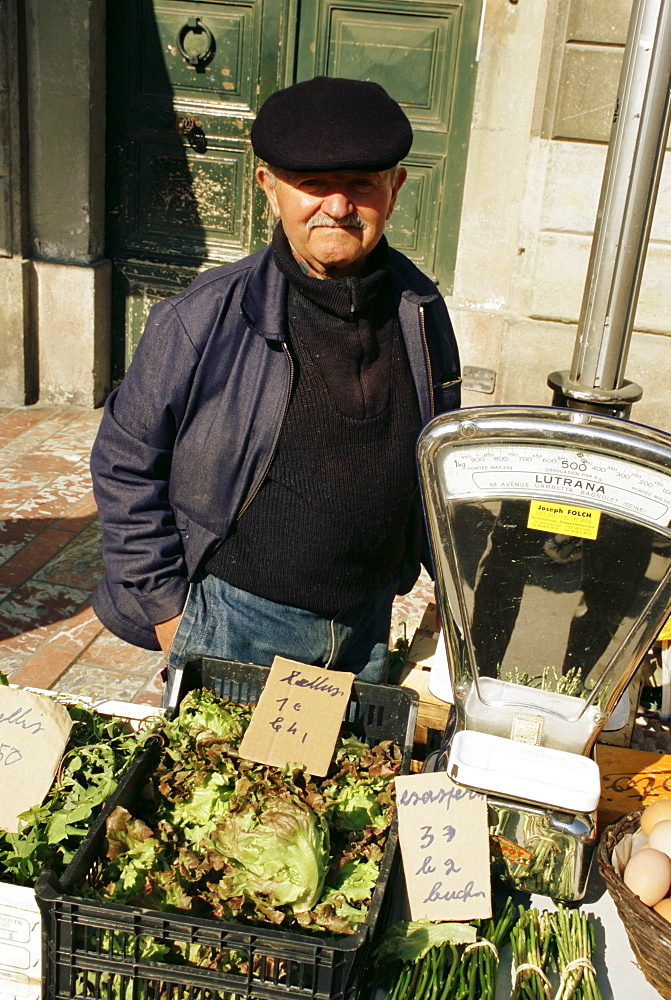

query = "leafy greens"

[
  {"left": 91, "top": 688, "right": 402, "bottom": 938},
  {"left": 0, "top": 697, "right": 147, "bottom": 885}
]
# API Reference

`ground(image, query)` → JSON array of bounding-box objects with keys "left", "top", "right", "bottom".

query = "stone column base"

[
  {"left": 35, "top": 258, "right": 111, "bottom": 407},
  {"left": 0, "top": 259, "right": 36, "bottom": 407}
]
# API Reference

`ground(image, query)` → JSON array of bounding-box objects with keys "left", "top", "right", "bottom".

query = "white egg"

[
  {"left": 648, "top": 819, "right": 671, "bottom": 859},
  {"left": 641, "top": 799, "right": 671, "bottom": 837},
  {"left": 623, "top": 847, "right": 671, "bottom": 906}
]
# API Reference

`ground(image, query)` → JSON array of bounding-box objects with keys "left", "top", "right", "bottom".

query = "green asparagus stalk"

[
  {"left": 377, "top": 898, "right": 517, "bottom": 1000},
  {"left": 377, "top": 899, "right": 601, "bottom": 1000},
  {"left": 551, "top": 905, "right": 602, "bottom": 1000},
  {"left": 510, "top": 906, "right": 552, "bottom": 1000}
]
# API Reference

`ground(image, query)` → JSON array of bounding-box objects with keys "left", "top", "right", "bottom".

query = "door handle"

[
  {"left": 177, "top": 17, "right": 215, "bottom": 69},
  {"left": 175, "top": 115, "right": 207, "bottom": 153},
  {"left": 176, "top": 116, "right": 202, "bottom": 136}
]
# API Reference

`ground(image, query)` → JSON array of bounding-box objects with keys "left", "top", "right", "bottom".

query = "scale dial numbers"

[{"left": 441, "top": 443, "right": 671, "bottom": 528}]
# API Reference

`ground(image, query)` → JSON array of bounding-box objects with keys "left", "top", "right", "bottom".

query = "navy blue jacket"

[{"left": 90, "top": 243, "right": 461, "bottom": 650}]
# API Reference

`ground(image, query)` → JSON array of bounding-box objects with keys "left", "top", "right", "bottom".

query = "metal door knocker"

[{"left": 177, "top": 17, "right": 215, "bottom": 71}]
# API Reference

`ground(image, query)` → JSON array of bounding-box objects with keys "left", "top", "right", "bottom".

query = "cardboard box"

[
  {"left": 597, "top": 743, "right": 671, "bottom": 832},
  {"left": 396, "top": 604, "right": 451, "bottom": 770},
  {"left": 0, "top": 694, "right": 160, "bottom": 999},
  {"left": 398, "top": 604, "right": 451, "bottom": 729},
  {"left": 0, "top": 885, "right": 40, "bottom": 1000}
]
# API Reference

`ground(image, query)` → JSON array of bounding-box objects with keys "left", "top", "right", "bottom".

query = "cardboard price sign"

[
  {"left": 396, "top": 771, "right": 491, "bottom": 921},
  {"left": 0, "top": 687, "right": 72, "bottom": 833},
  {"left": 238, "top": 657, "right": 354, "bottom": 776}
]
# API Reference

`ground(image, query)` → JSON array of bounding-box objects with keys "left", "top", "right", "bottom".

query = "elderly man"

[{"left": 90, "top": 77, "right": 461, "bottom": 696}]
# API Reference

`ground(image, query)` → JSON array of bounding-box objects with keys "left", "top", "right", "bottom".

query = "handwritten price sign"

[
  {"left": 269, "top": 693, "right": 311, "bottom": 743},
  {"left": 238, "top": 657, "right": 354, "bottom": 776},
  {"left": 0, "top": 687, "right": 72, "bottom": 833},
  {"left": 396, "top": 771, "right": 491, "bottom": 921}
]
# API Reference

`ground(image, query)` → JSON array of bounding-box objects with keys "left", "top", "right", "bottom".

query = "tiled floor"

[
  {"left": 0, "top": 406, "right": 164, "bottom": 705},
  {"left": 0, "top": 405, "right": 434, "bottom": 706}
]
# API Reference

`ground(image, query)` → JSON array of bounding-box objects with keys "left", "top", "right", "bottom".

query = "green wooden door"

[
  {"left": 106, "top": 0, "right": 480, "bottom": 377},
  {"left": 106, "top": 0, "right": 295, "bottom": 378}
]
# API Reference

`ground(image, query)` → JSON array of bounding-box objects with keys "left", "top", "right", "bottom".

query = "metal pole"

[{"left": 548, "top": 0, "right": 671, "bottom": 418}]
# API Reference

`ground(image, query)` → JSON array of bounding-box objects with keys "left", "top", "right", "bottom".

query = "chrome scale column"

[{"left": 548, "top": 0, "right": 671, "bottom": 419}]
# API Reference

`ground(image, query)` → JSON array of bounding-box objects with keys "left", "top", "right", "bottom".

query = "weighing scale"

[{"left": 418, "top": 405, "right": 671, "bottom": 900}]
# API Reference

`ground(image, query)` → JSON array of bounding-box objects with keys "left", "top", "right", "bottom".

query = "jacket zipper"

[
  {"left": 324, "top": 617, "right": 338, "bottom": 669},
  {"left": 235, "top": 343, "right": 295, "bottom": 520},
  {"left": 419, "top": 304, "right": 435, "bottom": 419}
]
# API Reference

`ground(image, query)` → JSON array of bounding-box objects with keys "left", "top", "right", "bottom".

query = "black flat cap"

[{"left": 251, "top": 76, "right": 413, "bottom": 171}]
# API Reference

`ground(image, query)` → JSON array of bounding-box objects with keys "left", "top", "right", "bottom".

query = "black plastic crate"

[{"left": 36, "top": 658, "right": 418, "bottom": 1000}]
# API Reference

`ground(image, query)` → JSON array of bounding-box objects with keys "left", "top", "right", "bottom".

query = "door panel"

[
  {"left": 388, "top": 159, "right": 445, "bottom": 273},
  {"left": 296, "top": 0, "right": 482, "bottom": 288},
  {"left": 112, "top": 260, "right": 204, "bottom": 364},
  {"left": 143, "top": 2, "right": 260, "bottom": 101},
  {"left": 325, "top": 10, "right": 457, "bottom": 127},
  {"left": 135, "top": 142, "right": 253, "bottom": 253}
]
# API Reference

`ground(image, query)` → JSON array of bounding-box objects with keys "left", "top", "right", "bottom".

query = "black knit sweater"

[{"left": 205, "top": 225, "right": 421, "bottom": 616}]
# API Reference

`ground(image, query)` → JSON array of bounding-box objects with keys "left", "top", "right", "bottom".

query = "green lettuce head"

[
  {"left": 211, "top": 794, "right": 329, "bottom": 914},
  {"left": 173, "top": 689, "right": 252, "bottom": 745}
]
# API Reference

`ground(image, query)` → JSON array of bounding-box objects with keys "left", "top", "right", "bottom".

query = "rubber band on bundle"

[{"left": 463, "top": 940, "right": 499, "bottom": 960}]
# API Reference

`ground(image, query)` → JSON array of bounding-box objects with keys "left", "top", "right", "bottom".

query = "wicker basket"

[{"left": 597, "top": 808, "right": 671, "bottom": 1000}]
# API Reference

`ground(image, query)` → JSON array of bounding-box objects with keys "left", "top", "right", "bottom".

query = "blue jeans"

[{"left": 163, "top": 573, "right": 397, "bottom": 708}]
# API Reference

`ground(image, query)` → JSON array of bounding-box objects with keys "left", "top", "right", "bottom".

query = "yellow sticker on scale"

[{"left": 527, "top": 499, "right": 601, "bottom": 540}]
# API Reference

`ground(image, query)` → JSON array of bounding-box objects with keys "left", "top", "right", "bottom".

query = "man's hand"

[{"left": 155, "top": 614, "right": 182, "bottom": 656}]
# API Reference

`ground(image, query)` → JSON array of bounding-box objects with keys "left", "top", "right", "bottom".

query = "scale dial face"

[{"left": 440, "top": 441, "right": 671, "bottom": 527}]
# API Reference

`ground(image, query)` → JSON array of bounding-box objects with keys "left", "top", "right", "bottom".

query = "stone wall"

[
  {"left": 449, "top": 0, "right": 671, "bottom": 431},
  {"left": 0, "top": 0, "right": 110, "bottom": 408}
]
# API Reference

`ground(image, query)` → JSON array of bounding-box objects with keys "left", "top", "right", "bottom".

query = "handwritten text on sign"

[
  {"left": 238, "top": 657, "right": 354, "bottom": 776},
  {"left": 396, "top": 771, "right": 491, "bottom": 921},
  {"left": 0, "top": 687, "right": 73, "bottom": 833}
]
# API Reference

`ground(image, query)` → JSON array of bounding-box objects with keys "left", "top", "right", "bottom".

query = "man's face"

[{"left": 257, "top": 166, "right": 407, "bottom": 278}]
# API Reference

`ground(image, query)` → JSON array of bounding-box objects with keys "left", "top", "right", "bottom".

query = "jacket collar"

[
  {"left": 240, "top": 244, "right": 289, "bottom": 341},
  {"left": 240, "top": 241, "right": 442, "bottom": 340},
  {"left": 388, "top": 253, "right": 442, "bottom": 307}
]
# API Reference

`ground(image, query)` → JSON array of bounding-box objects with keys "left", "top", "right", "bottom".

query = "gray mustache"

[{"left": 307, "top": 212, "right": 367, "bottom": 230}]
